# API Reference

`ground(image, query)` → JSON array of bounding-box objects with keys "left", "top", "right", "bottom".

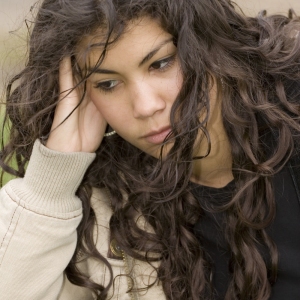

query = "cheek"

[
  {"left": 168, "top": 70, "right": 183, "bottom": 100},
  {"left": 89, "top": 92, "right": 129, "bottom": 132},
  {"left": 88, "top": 88, "right": 112, "bottom": 116}
]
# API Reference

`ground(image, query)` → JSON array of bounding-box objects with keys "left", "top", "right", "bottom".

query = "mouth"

[{"left": 142, "top": 126, "right": 172, "bottom": 145}]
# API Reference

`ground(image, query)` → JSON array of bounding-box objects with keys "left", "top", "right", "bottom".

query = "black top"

[{"left": 191, "top": 164, "right": 300, "bottom": 299}]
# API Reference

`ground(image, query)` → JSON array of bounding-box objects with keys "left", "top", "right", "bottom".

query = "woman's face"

[{"left": 78, "top": 17, "right": 183, "bottom": 158}]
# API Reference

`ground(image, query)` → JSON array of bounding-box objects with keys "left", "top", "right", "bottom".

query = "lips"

[{"left": 142, "top": 126, "right": 172, "bottom": 144}]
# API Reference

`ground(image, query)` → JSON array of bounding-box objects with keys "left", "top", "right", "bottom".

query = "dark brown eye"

[
  {"left": 149, "top": 54, "right": 176, "bottom": 71},
  {"left": 151, "top": 59, "right": 169, "bottom": 70},
  {"left": 95, "top": 80, "right": 119, "bottom": 91}
]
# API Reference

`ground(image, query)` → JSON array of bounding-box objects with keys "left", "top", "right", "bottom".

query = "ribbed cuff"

[{"left": 8, "top": 140, "right": 96, "bottom": 214}]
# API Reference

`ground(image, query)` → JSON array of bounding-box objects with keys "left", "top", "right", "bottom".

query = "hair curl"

[{"left": 1, "top": 0, "right": 300, "bottom": 299}]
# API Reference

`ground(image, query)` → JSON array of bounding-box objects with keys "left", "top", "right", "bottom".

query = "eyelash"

[
  {"left": 149, "top": 54, "right": 176, "bottom": 72},
  {"left": 94, "top": 54, "right": 177, "bottom": 94}
]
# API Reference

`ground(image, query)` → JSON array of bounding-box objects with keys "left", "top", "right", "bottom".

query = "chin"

[{"left": 147, "top": 143, "right": 174, "bottom": 160}]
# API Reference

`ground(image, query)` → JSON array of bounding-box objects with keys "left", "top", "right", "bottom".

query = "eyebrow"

[
  {"left": 89, "top": 37, "right": 174, "bottom": 75},
  {"left": 138, "top": 37, "right": 173, "bottom": 67}
]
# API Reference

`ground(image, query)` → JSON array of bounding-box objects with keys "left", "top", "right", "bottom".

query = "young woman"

[{"left": 1, "top": 0, "right": 300, "bottom": 299}]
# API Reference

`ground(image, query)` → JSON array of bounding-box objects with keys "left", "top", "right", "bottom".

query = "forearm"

[{"left": 0, "top": 140, "right": 95, "bottom": 299}]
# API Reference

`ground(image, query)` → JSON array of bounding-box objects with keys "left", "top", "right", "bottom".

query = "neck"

[
  {"left": 190, "top": 91, "right": 233, "bottom": 188},
  {"left": 190, "top": 133, "right": 233, "bottom": 188}
]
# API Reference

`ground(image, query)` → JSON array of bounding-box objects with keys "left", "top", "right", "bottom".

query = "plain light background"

[{"left": 0, "top": 0, "right": 299, "bottom": 92}]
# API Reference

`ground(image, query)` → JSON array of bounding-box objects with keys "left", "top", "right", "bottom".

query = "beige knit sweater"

[{"left": 0, "top": 140, "right": 165, "bottom": 300}]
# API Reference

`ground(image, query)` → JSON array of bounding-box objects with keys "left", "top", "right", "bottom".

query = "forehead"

[{"left": 76, "top": 17, "right": 172, "bottom": 66}]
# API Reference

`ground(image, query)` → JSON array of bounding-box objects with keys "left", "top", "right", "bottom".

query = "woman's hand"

[{"left": 46, "top": 57, "right": 106, "bottom": 153}]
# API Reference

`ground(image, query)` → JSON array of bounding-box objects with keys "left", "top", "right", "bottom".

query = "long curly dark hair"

[{"left": 1, "top": 0, "right": 300, "bottom": 299}]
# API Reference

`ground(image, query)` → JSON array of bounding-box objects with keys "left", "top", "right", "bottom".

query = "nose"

[{"left": 131, "top": 81, "right": 166, "bottom": 119}]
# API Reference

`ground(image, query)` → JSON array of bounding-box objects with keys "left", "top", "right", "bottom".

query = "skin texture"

[
  {"left": 81, "top": 18, "right": 182, "bottom": 158},
  {"left": 50, "top": 17, "right": 233, "bottom": 187}
]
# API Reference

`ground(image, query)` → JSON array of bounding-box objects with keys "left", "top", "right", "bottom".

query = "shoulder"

[{"left": 85, "top": 188, "right": 166, "bottom": 299}]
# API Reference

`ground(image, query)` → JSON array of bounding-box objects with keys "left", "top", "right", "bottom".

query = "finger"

[
  {"left": 46, "top": 57, "right": 80, "bottom": 150},
  {"left": 59, "top": 57, "right": 75, "bottom": 99},
  {"left": 79, "top": 97, "right": 107, "bottom": 152},
  {"left": 52, "top": 57, "right": 80, "bottom": 128}
]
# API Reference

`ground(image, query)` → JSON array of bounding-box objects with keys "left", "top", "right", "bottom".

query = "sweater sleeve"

[{"left": 0, "top": 140, "right": 95, "bottom": 300}]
